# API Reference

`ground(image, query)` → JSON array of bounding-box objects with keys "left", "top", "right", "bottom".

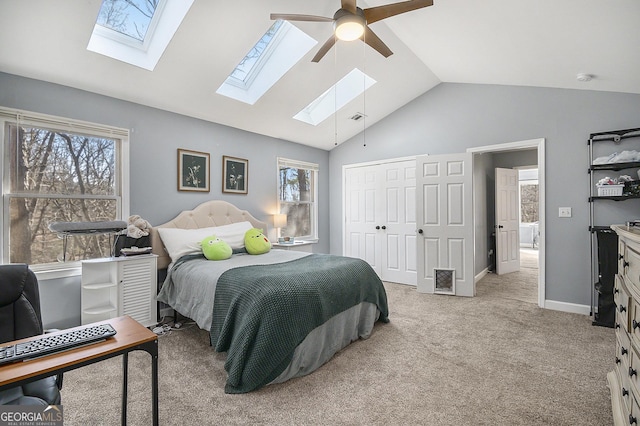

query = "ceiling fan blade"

[
  {"left": 361, "top": 26, "right": 393, "bottom": 58},
  {"left": 341, "top": 0, "right": 357, "bottom": 14},
  {"left": 270, "top": 13, "right": 333, "bottom": 22},
  {"left": 364, "top": 0, "right": 433, "bottom": 25},
  {"left": 311, "top": 36, "right": 337, "bottom": 62}
]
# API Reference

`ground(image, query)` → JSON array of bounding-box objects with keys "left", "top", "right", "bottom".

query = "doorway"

[{"left": 468, "top": 138, "right": 546, "bottom": 308}]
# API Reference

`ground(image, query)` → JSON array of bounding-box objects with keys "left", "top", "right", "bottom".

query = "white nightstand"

[
  {"left": 81, "top": 254, "right": 157, "bottom": 327},
  {"left": 272, "top": 241, "right": 314, "bottom": 253}
]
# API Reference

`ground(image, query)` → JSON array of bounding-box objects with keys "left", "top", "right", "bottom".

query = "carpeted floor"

[{"left": 62, "top": 255, "right": 614, "bottom": 425}]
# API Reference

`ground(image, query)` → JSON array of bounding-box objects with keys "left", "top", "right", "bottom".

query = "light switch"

[{"left": 559, "top": 207, "right": 572, "bottom": 218}]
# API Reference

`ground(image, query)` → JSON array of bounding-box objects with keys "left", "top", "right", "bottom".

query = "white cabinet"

[{"left": 81, "top": 254, "right": 158, "bottom": 327}]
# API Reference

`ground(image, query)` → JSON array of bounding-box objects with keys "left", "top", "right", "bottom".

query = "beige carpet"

[
  {"left": 62, "top": 267, "right": 614, "bottom": 425},
  {"left": 477, "top": 248, "right": 539, "bottom": 305}
]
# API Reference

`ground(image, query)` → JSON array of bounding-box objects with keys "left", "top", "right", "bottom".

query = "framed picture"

[
  {"left": 222, "top": 155, "right": 248, "bottom": 194},
  {"left": 177, "top": 149, "right": 210, "bottom": 192}
]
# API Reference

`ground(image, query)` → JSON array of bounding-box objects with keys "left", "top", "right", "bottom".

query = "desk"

[{"left": 0, "top": 316, "right": 158, "bottom": 426}]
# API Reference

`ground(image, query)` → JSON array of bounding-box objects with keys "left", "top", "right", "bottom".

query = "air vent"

[{"left": 349, "top": 112, "right": 367, "bottom": 121}]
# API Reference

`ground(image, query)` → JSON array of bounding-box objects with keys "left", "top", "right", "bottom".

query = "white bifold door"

[
  {"left": 344, "top": 159, "right": 417, "bottom": 285},
  {"left": 416, "top": 153, "right": 475, "bottom": 297}
]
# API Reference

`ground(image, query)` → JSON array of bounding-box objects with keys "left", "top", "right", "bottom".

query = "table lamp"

[{"left": 274, "top": 214, "right": 287, "bottom": 239}]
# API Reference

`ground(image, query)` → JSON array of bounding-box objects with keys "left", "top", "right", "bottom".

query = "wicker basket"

[{"left": 597, "top": 184, "right": 624, "bottom": 196}]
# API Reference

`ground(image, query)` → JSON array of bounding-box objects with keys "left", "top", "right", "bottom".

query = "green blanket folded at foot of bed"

[{"left": 210, "top": 253, "right": 389, "bottom": 394}]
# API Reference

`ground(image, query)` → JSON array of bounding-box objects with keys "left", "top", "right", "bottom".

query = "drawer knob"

[
  {"left": 634, "top": 320, "right": 640, "bottom": 330},
  {"left": 623, "top": 387, "right": 629, "bottom": 397},
  {"left": 622, "top": 347, "right": 629, "bottom": 356},
  {"left": 629, "top": 366, "right": 637, "bottom": 378},
  {"left": 630, "top": 414, "right": 637, "bottom": 425},
  {"left": 621, "top": 305, "right": 627, "bottom": 313},
  {"left": 615, "top": 288, "right": 620, "bottom": 294},
  {"left": 617, "top": 323, "right": 621, "bottom": 329},
  {"left": 617, "top": 357, "right": 622, "bottom": 364},
  {"left": 620, "top": 254, "right": 625, "bottom": 260},
  {"left": 624, "top": 261, "right": 630, "bottom": 268}
]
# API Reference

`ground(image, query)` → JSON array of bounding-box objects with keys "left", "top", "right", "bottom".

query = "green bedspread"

[{"left": 209, "top": 253, "right": 389, "bottom": 394}]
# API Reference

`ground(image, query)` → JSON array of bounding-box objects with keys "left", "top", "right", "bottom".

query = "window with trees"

[
  {"left": 1, "top": 108, "right": 129, "bottom": 271},
  {"left": 277, "top": 158, "right": 318, "bottom": 240}
]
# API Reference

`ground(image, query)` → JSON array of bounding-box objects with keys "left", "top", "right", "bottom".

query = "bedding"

[
  {"left": 153, "top": 200, "right": 390, "bottom": 394},
  {"left": 157, "top": 250, "right": 389, "bottom": 393}
]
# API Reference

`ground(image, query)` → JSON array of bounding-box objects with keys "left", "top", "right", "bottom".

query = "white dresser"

[
  {"left": 81, "top": 254, "right": 158, "bottom": 327},
  {"left": 609, "top": 225, "right": 640, "bottom": 425}
]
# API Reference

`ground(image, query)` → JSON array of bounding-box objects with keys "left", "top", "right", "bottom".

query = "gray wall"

[
  {"left": 0, "top": 72, "right": 330, "bottom": 328},
  {"left": 330, "top": 83, "right": 640, "bottom": 307}
]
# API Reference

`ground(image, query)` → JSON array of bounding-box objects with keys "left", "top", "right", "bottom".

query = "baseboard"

[
  {"left": 474, "top": 267, "right": 490, "bottom": 284},
  {"left": 543, "top": 299, "right": 591, "bottom": 316}
]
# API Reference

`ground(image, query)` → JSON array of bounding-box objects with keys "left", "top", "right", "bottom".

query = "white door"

[
  {"left": 380, "top": 161, "right": 417, "bottom": 284},
  {"left": 345, "top": 164, "right": 382, "bottom": 275},
  {"left": 495, "top": 167, "right": 520, "bottom": 275},
  {"left": 416, "top": 153, "right": 475, "bottom": 297},
  {"left": 344, "top": 159, "right": 417, "bottom": 285}
]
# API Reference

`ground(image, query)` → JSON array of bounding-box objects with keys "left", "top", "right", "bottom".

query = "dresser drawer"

[
  {"left": 631, "top": 388, "right": 640, "bottom": 426},
  {"left": 629, "top": 346, "right": 640, "bottom": 397},
  {"left": 617, "top": 275, "right": 631, "bottom": 332},
  {"left": 616, "top": 361, "right": 632, "bottom": 415},
  {"left": 618, "top": 332, "right": 633, "bottom": 368},
  {"left": 625, "top": 241, "right": 640, "bottom": 292}
]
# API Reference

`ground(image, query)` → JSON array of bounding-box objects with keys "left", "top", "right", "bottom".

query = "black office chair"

[{"left": 0, "top": 264, "right": 62, "bottom": 406}]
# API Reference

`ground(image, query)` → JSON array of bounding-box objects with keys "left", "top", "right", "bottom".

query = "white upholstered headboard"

[{"left": 151, "top": 200, "right": 268, "bottom": 270}]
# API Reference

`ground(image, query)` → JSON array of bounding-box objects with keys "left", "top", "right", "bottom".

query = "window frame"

[
  {"left": 276, "top": 157, "right": 318, "bottom": 241},
  {"left": 0, "top": 107, "right": 130, "bottom": 279}
]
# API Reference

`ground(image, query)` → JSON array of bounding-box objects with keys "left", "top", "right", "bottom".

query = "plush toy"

[
  {"left": 201, "top": 235, "right": 232, "bottom": 260},
  {"left": 244, "top": 228, "right": 271, "bottom": 255},
  {"left": 126, "top": 214, "right": 152, "bottom": 238}
]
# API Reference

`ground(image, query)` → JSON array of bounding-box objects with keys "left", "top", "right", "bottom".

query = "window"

[
  {"left": 277, "top": 158, "right": 318, "bottom": 240},
  {"left": 87, "top": 0, "right": 194, "bottom": 71},
  {"left": 216, "top": 20, "right": 317, "bottom": 105},
  {"left": 518, "top": 168, "right": 539, "bottom": 223},
  {"left": 0, "top": 108, "right": 129, "bottom": 273},
  {"left": 293, "top": 68, "right": 376, "bottom": 126}
]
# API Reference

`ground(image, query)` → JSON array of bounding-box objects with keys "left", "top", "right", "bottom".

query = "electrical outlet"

[{"left": 559, "top": 207, "right": 572, "bottom": 218}]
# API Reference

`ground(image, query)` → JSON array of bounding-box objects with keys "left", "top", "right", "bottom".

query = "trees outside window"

[
  {"left": 277, "top": 158, "right": 318, "bottom": 240},
  {"left": 2, "top": 109, "right": 128, "bottom": 267}
]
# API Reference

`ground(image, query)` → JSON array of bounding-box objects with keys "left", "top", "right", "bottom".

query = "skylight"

[
  {"left": 216, "top": 20, "right": 317, "bottom": 105},
  {"left": 293, "top": 69, "right": 376, "bottom": 126},
  {"left": 96, "top": 0, "right": 158, "bottom": 43},
  {"left": 87, "top": 0, "right": 194, "bottom": 71}
]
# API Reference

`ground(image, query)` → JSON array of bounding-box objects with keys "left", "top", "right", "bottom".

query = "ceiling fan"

[{"left": 270, "top": 0, "right": 433, "bottom": 62}]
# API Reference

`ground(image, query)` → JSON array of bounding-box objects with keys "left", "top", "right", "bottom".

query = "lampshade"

[
  {"left": 334, "top": 14, "right": 365, "bottom": 41},
  {"left": 273, "top": 214, "right": 287, "bottom": 229}
]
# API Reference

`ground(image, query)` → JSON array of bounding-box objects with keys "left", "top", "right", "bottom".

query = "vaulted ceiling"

[{"left": 1, "top": 0, "right": 639, "bottom": 150}]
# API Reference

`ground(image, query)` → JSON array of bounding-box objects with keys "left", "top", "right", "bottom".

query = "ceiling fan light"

[{"left": 334, "top": 15, "right": 365, "bottom": 41}]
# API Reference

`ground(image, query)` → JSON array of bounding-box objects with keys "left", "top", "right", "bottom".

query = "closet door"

[
  {"left": 380, "top": 161, "right": 417, "bottom": 284},
  {"left": 345, "top": 164, "right": 382, "bottom": 275},
  {"left": 344, "top": 159, "right": 417, "bottom": 285}
]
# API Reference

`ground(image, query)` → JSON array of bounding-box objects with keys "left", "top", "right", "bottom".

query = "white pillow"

[
  {"left": 212, "top": 221, "right": 254, "bottom": 249},
  {"left": 157, "top": 221, "right": 253, "bottom": 264}
]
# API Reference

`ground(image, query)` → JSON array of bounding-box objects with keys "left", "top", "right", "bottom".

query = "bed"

[{"left": 151, "top": 200, "right": 389, "bottom": 394}]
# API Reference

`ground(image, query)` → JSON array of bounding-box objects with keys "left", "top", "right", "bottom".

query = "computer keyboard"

[{"left": 0, "top": 323, "right": 117, "bottom": 365}]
